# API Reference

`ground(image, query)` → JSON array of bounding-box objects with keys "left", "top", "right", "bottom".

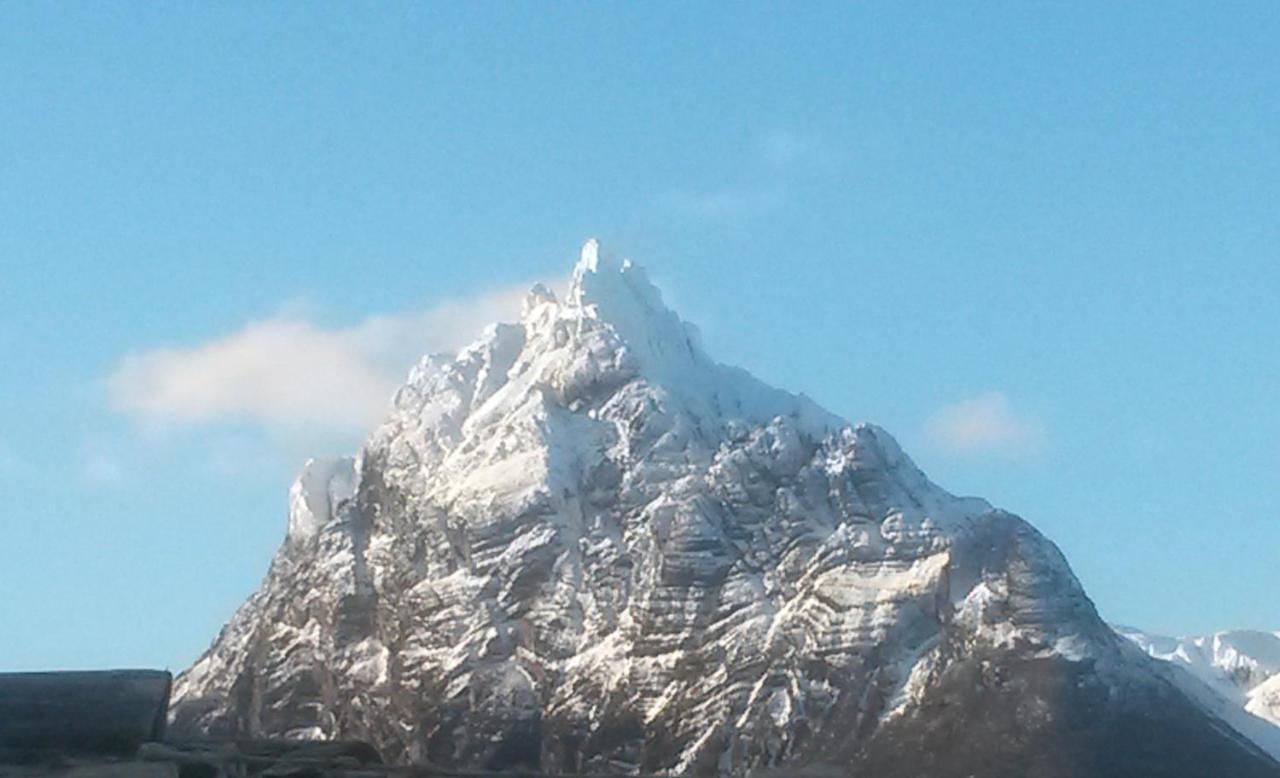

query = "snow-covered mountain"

[
  {"left": 1119, "top": 627, "right": 1280, "bottom": 737},
  {"left": 170, "top": 242, "right": 1280, "bottom": 777}
]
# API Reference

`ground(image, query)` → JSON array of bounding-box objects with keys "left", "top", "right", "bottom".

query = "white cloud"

[
  {"left": 108, "top": 283, "right": 535, "bottom": 435},
  {"left": 925, "top": 392, "right": 1044, "bottom": 458}
]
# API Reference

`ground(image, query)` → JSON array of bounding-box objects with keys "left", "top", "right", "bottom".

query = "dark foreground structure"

[
  {"left": 0, "top": 670, "right": 380, "bottom": 777},
  {"left": 0, "top": 671, "right": 170, "bottom": 761}
]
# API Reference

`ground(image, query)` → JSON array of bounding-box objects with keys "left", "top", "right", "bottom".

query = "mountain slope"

[{"left": 171, "top": 242, "right": 1280, "bottom": 777}]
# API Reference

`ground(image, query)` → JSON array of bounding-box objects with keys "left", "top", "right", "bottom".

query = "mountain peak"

[
  {"left": 515, "top": 239, "right": 845, "bottom": 441},
  {"left": 169, "top": 241, "right": 1280, "bottom": 777}
]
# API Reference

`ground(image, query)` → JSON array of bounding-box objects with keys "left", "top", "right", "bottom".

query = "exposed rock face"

[{"left": 170, "top": 242, "right": 1280, "bottom": 776}]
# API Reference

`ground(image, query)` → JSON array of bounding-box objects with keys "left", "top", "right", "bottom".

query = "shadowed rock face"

[
  {"left": 844, "top": 653, "right": 1280, "bottom": 778},
  {"left": 168, "top": 244, "right": 1280, "bottom": 776}
]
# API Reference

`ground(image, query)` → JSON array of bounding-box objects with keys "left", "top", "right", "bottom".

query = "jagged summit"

[
  {"left": 566, "top": 239, "right": 700, "bottom": 375},
  {"left": 171, "top": 242, "right": 1280, "bottom": 777},
  {"left": 568, "top": 239, "right": 674, "bottom": 336}
]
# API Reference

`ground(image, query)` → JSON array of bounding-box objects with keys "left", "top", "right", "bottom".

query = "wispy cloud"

[
  {"left": 661, "top": 128, "right": 835, "bottom": 220},
  {"left": 108, "top": 283, "right": 534, "bottom": 436},
  {"left": 80, "top": 446, "right": 125, "bottom": 489},
  {"left": 661, "top": 187, "right": 784, "bottom": 220},
  {"left": 0, "top": 440, "right": 18, "bottom": 478},
  {"left": 925, "top": 392, "right": 1044, "bottom": 458},
  {"left": 757, "top": 129, "right": 832, "bottom": 167}
]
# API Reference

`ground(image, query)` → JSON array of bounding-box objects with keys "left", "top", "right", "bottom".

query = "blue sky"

[{"left": 2, "top": 3, "right": 1277, "bottom": 671}]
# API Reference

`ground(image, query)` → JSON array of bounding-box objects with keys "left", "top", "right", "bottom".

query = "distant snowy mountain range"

[
  {"left": 169, "top": 241, "right": 1280, "bottom": 777},
  {"left": 1119, "top": 627, "right": 1280, "bottom": 736}
]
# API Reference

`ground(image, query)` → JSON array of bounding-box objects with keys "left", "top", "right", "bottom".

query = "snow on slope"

[{"left": 1255, "top": 675, "right": 1280, "bottom": 727}]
